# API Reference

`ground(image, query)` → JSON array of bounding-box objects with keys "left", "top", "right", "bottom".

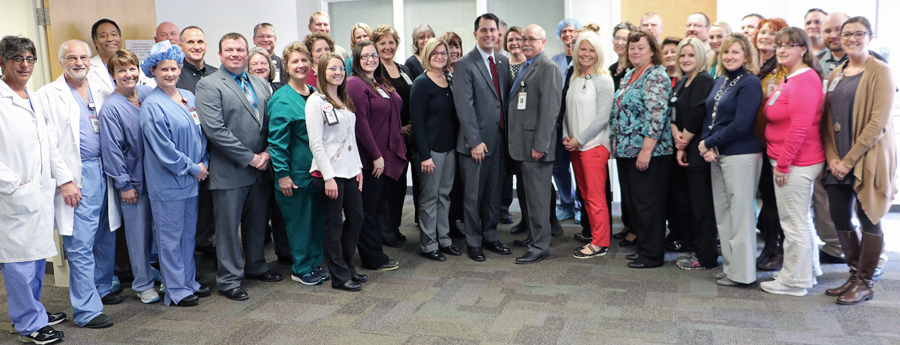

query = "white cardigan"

[{"left": 305, "top": 93, "right": 362, "bottom": 180}]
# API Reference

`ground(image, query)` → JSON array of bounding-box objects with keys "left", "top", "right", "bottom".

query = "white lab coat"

[
  {"left": 0, "top": 80, "right": 72, "bottom": 263},
  {"left": 89, "top": 55, "right": 156, "bottom": 90},
  {"left": 35, "top": 75, "right": 121, "bottom": 236}
]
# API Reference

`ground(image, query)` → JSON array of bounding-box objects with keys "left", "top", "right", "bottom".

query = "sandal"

[{"left": 573, "top": 244, "right": 609, "bottom": 259}]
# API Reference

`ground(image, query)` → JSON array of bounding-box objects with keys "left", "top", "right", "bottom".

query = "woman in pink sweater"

[{"left": 761, "top": 27, "right": 826, "bottom": 297}]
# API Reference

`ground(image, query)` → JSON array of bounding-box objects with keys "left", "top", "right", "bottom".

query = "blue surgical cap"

[
  {"left": 141, "top": 40, "right": 184, "bottom": 78},
  {"left": 555, "top": 18, "right": 582, "bottom": 42}
]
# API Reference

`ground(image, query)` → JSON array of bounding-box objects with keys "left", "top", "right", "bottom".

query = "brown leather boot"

[
  {"left": 756, "top": 210, "right": 783, "bottom": 271},
  {"left": 825, "top": 230, "right": 860, "bottom": 296},
  {"left": 837, "top": 233, "right": 883, "bottom": 305}
]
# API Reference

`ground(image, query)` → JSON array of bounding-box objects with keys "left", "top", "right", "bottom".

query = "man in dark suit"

[
  {"left": 196, "top": 33, "right": 282, "bottom": 301},
  {"left": 451, "top": 13, "right": 512, "bottom": 261},
  {"left": 506, "top": 25, "right": 562, "bottom": 264}
]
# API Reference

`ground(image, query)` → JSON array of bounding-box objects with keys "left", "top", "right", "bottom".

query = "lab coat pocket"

[{"left": 0, "top": 180, "right": 41, "bottom": 216}]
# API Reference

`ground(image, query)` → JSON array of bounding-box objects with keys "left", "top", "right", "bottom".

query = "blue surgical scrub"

[
  {"left": 64, "top": 85, "right": 116, "bottom": 326},
  {"left": 140, "top": 87, "right": 208, "bottom": 305},
  {"left": 99, "top": 85, "right": 156, "bottom": 293}
]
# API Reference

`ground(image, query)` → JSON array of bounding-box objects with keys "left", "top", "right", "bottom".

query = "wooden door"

[{"left": 44, "top": 0, "right": 157, "bottom": 79}]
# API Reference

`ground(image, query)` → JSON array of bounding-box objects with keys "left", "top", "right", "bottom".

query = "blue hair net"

[
  {"left": 140, "top": 40, "right": 184, "bottom": 78},
  {"left": 555, "top": 18, "right": 582, "bottom": 42}
]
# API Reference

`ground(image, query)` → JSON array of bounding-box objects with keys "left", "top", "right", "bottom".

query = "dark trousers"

[
  {"left": 825, "top": 184, "right": 882, "bottom": 235},
  {"left": 685, "top": 167, "right": 719, "bottom": 267},
  {"left": 212, "top": 182, "right": 271, "bottom": 291},
  {"left": 382, "top": 161, "right": 418, "bottom": 242},
  {"left": 757, "top": 156, "right": 784, "bottom": 244},
  {"left": 195, "top": 179, "right": 215, "bottom": 248},
  {"left": 501, "top": 171, "right": 514, "bottom": 212},
  {"left": 666, "top": 163, "right": 693, "bottom": 242},
  {"left": 617, "top": 155, "right": 673, "bottom": 266},
  {"left": 313, "top": 177, "right": 363, "bottom": 287},
  {"left": 268, "top": 191, "right": 289, "bottom": 258},
  {"left": 459, "top": 150, "right": 502, "bottom": 248},
  {"left": 359, "top": 171, "right": 391, "bottom": 269}
]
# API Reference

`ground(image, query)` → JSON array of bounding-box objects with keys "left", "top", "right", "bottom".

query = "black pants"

[
  {"left": 825, "top": 184, "right": 882, "bottom": 235},
  {"left": 268, "top": 190, "right": 289, "bottom": 258},
  {"left": 685, "top": 167, "right": 719, "bottom": 267},
  {"left": 617, "top": 155, "right": 672, "bottom": 266},
  {"left": 195, "top": 179, "right": 215, "bottom": 248},
  {"left": 757, "top": 156, "right": 784, "bottom": 243},
  {"left": 313, "top": 177, "right": 363, "bottom": 287},
  {"left": 359, "top": 171, "right": 391, "bottom": 269},
  {"left": 666, "top": 162, "right": 693, "bottom": 242}
]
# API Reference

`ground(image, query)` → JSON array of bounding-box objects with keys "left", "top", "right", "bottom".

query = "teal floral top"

[{"left": 610, "top": 64, "right": 673, "bottom": 158}]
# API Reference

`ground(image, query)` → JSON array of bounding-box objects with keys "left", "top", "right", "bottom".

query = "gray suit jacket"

[
  {"left": 451, "top": 47, "right": 510, "bottom": 156},
  {"left": 507, "top": 52, "right": 561, "bottom": 162},
  {"left": 196, "top": 68, "right": 272, "bottom": 190}
]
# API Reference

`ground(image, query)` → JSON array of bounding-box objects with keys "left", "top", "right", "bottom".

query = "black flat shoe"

[
  {"left": 395, "top": 233, "right": 407, "bottom": 242},
  {"left": 467, "top": 246, "right": 485, "bottom": 261},
  {"left": 83, "top": 314, "right": 113, "bottom": 329},
  {"left": 625, "top": 253, "right": 639, "bottom": 260},
  {"left": 512, "top": 238, "right": 532, "bottom": 247},
  {"left": 509, "top": 221, "right": 528, "bottom": 235},
  {"left": 194, "top": 286, "right": 211, "bottom": 298},
  {"left": 100, "top": 292, "right": 123, "bottom": 305},
  {"left": 515, "top": 252, "right": 548, "bottom": 264},
  {"left": 618, "top": 239, "right": 636, "bottom": 247},
  {"left": 221, "top": 287, "right": 249, "bottom": 301},
  {"left": 421, "top": 251, "right": 446, "bottom": 261},
  {"left": 351, "top": 274, "right": 368, "bottom": 283},
  {"left": 612, "top": 227, "right": 631, "bottom": 240},
  {"left": 246, "top": 270, "right": 283, "bottom": 282},
  {"left": 334, "top": 280, "right": 361, "bottom": 292},
  {"left": 499, "top": 210, "right": 514, "bottom": 224},
  {"left": 483, "top": 241, "right": 511, "bottom": 255},
  {"left": 439, "top": 245, "right": 461, "bottom": 256},
  {"left": 174, "top": 294, "right": 199, "bottom": 307},
  {"left": 627, "top": 260, "right": 663, "bottom": 269},
  {"left": 574, "top": 233, "right": 592, "bottom": 244}
]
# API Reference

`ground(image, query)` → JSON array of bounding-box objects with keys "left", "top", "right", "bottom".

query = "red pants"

[{"left": 570, "top": 145, "right": 611, "bottom": 247}]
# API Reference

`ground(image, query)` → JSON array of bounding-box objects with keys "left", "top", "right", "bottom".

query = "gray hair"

[
  {"left": 0, "top": 35, "right": 36, "bottom": 60},
  {"left": 57, "top": 40, "right": 91, "bottom": 63},
  {"left": 247, "top": 46, "right": 275, "bottom": 82},
  {"left": 253, "top": 22, "right": 275, "bottom": 37},
  {"left": 411, "top": 24, "right": 435, "bottom": 55}
]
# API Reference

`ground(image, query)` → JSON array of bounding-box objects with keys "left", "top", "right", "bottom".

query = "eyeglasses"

[
  {"left": 65, "top": 55, "right": 90, "bottom": 63},
  {"left": 430, "top": 51, "right": 448, "bottom": 57},
  {"left": 774, "top": 44, "right": 803, "bottom": 50},
  {"left": 359, "top": 53, "right": 379, "bottom": 60},
  {"left": 507, "top": 38, "right": 523, "bottom": 43},
  {"left": 326, "top": 66, "right": 346, "bottom": 72},
  {"left": 522, "top": 37, "right": 544, "bottom": 43},
  {"left": 613, "top": 37, "right": 628, "bottom": 42},
  {"left": 254, "top": 34, "right": 275, "bottom": 40},
  {"left": 840, "top": 31, "right": 869, "bottom": 40},
  {"left": 9, "top": 56, "right": 37, "bottom": 64}
]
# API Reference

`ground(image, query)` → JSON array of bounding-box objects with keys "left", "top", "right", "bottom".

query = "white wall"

[
  {"left": 1, "top": 0, "right": 50, "bottom": 89},
  {"left": 155, "top": 0, "right": 302, "bottom": 67}
]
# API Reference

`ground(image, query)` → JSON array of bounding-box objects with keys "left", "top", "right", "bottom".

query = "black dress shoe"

[
  {"left": 483, "top": 241, "right": 511, "bottom": 255},
  {"left": 174, "top": 294, "right": 199, "bottom": 307},
  {"left": 247, "top": 270, "right": 283, "bottom": 282},
  {"left": 515, "top": 252, "right": 548, "bottom": 264},
  {"left": 351, "top": 274, "right": 368, "bottom": 283},
  {"left": 334, "top": 280, "right": 361, "bottom": 292},
  {"left": 499, "top": 210, "right": 514, "bottom": 224},
  {"left": 100, "top": 292, "right": 123, "bottom": 305},
  {"left": 509, "top": 221, "right": 528, "bottom": 234},
  {"left": 439, "top": 245, "right": 461, "bottom": 256},
  {"left": 627, "top": 260, "right": 663, "bottom": 269},
  {"left": 421, "top": 251, "right": 446, "bottom": 261},
  {"left": 551, "top": 220, "right": 564, "bottom": 238},
  {"left": 512, "top": 238, "right": 532, "bottom": 247},
  {"left": 467, "top": 246, "right": 486, "bottom": 261},
  {"left": 84, "top": 313, "right": 113, "bottom": 329},
  {"left": 625, "top": 253, "right": 639, "bottom": 260},
  {"left": 382, "top": 238, "right": 404, "bottom": 248},
  {"left": 395, "top": 232, "right": 407, "bottom": 242},
  {"left": 221, "top": 287, "right": 249, "bottom": 301},
  {"left": 194, "top": 286, "right": 211, "bottom": 298},
  {"left": 618, "top": 239, "right": 636, "bottom": 247},
  {"left": 665, "top": 240, "right": 692, "bottom": 252}
]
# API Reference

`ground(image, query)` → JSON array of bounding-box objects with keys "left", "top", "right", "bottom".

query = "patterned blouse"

[{"left": 610, "top": 64, "right": 673, "bottom": 158}]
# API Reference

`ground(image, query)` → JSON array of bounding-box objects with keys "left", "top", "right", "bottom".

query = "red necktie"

[{"left": 488, "top": 55, "right": 504, "bottom": 129}]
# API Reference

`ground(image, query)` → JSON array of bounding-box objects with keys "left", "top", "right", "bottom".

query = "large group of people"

[{"left": 0, "top": 7, "right": 895, "bottom": 344}]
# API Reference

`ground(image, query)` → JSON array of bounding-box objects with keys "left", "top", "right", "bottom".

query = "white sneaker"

[
  {"left": 760, "top": 280, "right": 807, "bottom": 297},
  {"left": 137, "top": 289, "right": 161, "bottom": 304},
  {"left": 715, "top": 272, "right": 727, "bottom": 279}
]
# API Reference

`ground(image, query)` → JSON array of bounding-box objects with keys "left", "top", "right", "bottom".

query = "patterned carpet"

[{"left": 2, "top": 202, "right": 899, "bottom": 345}]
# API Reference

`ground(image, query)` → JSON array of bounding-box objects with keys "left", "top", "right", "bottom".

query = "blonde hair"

[
  {"left": 716, "top": 33, "right": 759, "bottom": 76},
  {"left": 570, "top": 31, "right": 607, "bottom": 79},
  {"left": 349, "top": 23, "right": 372, "bottom": 51},
  {"left": 675, "top": 37, "right": 708, "bottom": 79},
  {"left": 420, "top": 37, "right": 449, "bottom": 73}
]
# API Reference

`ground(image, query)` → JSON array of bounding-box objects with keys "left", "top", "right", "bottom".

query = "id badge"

[
  {"left": 90, "top": 115, "right": 100, "bottom": 133},
  {"left": 400, "top": 72, "right": 413, "bottom": 85},
  {"left": 323, "top": 103, "right": 339, "bottom": 125},
  {"left": 767, "top": 90, "right": 781, "bottom": 106},
  {"left": 822, "top": 78, "right": 829, "bottom": 94},
  {"left": 190, "top": 110, "right": 201, "bottom": 125},
  {"left": 828, "top": 76, "right": 842, "bottom": 92},
  {"left": 517, "top": 91, "right": 527, "bottom": 110},
  {"left": 376, "top": 87, "right": 390, "bottom": 99},
  {"left": 766, "top": 82, "right": 778, "bottom": 98}
]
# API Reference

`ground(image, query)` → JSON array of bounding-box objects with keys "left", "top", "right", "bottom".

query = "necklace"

[
  {"left": 707, "top": 72, "right": 745, "bottom": 130},
  {"left": 116, "top": 90, "right": 139, "bottom": 105}
]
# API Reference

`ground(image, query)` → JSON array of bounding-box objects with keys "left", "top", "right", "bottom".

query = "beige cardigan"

[{"left": 821, "top": 55, "right": 898, "bottom": 223}]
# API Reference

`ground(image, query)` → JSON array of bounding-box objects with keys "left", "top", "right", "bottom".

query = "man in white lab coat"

[
  {"left": 0, "top": 35, "right": 69, "bottom": 345},
  {"left": 36, "top": 39, "right": 122, "bottom": 329}
]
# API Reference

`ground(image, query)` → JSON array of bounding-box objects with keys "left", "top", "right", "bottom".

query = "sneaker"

[
  {"left": 314, "top": 267, "right": 330, "bottom": 281},
  {"left": 676, "top": 254, "right": 711, "bottom": 270},
  {"left": 573, "top": 210, "right": 581, "bottom": 224},
  {"left": 715, "top": 272, "right": 727, "bottom": 279},
  {"left": 676, "top": 252, "right": 695, "bottom": 260},
  {"left": 555, "top": 208, "right": 575, "bottom": 221},
  {"left": 137, "top": 289, "right": 161, "bottom": 304},
  {"left": 376, "top": 259, "right": 400, "bottom": 271},
  {"left": 18, "top": 325, "right": 63, "bottom": 345},
  {"left": 46, "top": 312, "right": 66, "bottom": 327},
  {"left": 291, "top": 271, "right": 322, "bottom": 286},
  {"left": 760, "top": 280, "right": 808, "bottom": 296},
  {"left": 716, "top": 277, "right": 747, "bottom": 286},
  {"left": 159, "top": 284, "right": 166, "bottom": 294},
  {"left": 110, "top": 276, "right": 121, "bottom": 294},
  {"left": 100, "top": 292, "right": 123, "bottom": 305}
]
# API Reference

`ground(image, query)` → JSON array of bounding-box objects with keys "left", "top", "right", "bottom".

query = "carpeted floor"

[{"left": 2, "top": 201, "right": 899, "bottom": 345}]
